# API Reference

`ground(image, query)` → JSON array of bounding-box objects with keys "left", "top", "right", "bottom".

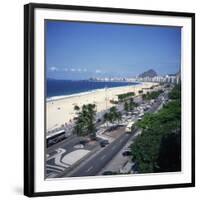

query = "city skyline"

[{"left": 46, "top": 21, "right": 181, "bottom": 80}]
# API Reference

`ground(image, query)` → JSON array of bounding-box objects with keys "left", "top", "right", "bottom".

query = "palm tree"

[
  {"left": 87, "top": 104, "right": 96, "bottom": 118},
  {"left": 104, "top": 112, "right": 109, "bottom": 122},
  {"left": 138, "top": 90, "right": 143, "bottom": 94},
  {"left": 104, "top": 106, "right": 122, "bottom": 127},
  {"left": 104, "top": 112, "right": 111, "bottom": 127},
  {"left": 73, "top": 103, "right": 97, "bottom": 138},
  {"left": 74, "top": 105, "right": 80, "bottom": 111},
  {"left": 73, "top": 118, "right": 85, "bottom": 136},
  {"left": 124, "top": 101, "right": 129, "bottom": 113},
  {"left": 129, "top": 98, "right": 134, "bottom": 112},
  {"left": 86, "top": 104, "right": 96, "bottom": 139},
  {"left": 109, "top": 107, "right": 117, "bottom": 123},
  {"left": 116, "top": 111, "right": 122, "bottom": 124}
]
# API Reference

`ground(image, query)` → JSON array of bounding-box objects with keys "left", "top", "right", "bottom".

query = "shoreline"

[
  {"left": 46, "top": 82, "right": 141, "bottom": 102},
  {"left": 46, "top": 82, "right": 158, "bottom": 132}
]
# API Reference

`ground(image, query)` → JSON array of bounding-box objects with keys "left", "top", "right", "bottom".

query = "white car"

[{"left": 73, "top": 144, "right": 84, "bottom": 149}]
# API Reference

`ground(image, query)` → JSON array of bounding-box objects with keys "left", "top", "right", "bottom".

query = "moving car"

[
  {"left": 73, "top": 144, "right": 84, "bottom": 149},
  {"left": 125, "top": 121, "right": 135, "bottom": 133}
]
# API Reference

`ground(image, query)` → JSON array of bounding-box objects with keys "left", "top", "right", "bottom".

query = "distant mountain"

[{"left": 139, "top": 69, "right": 157, "bottom": 78}]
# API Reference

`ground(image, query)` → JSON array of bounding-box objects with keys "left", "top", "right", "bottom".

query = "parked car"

[
  {"left": 102, "top": 171, "right": 114, "bottom": 175},
  {"left": 96, "top": 118, "right": 101, "bottom": 123},
  {"left": 133, "top": 111, "right": 139, "bottom": 115},
  {"left": 131, "top": 162, "right": 139, "bottom": 173},
  {"left": 138, "top": 113, "right": 144, "bottom": 117},
  {"left": 102, "top": 171, "right": 117, "bottom": 175},
  {"left": 79, "top": 139, "right": 89, "bottom": 145},
  {"left": 107, "top": 125, "right": 119, "bottom": 132},
  {"left": 122, "top": 151, "right": 132, "bottom": 156},
  {"left": 100, "top": 140, "right": 109, "bottom": 147}
]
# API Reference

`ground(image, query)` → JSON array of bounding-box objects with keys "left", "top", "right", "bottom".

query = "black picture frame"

[{"left": 24, "top": 3, "right": 195, "bottom": 197}]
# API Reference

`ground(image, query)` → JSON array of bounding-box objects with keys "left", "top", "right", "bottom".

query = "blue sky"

[{"left": 46, "top": 21, "right": 181, "bottom": 80}]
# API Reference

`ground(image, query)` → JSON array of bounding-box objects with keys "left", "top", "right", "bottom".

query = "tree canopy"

[
  {"left": 118, "top": 92, "right": 135, "bottom": 102},
  {"left": 142, "top": 90, "right": 163, "bottom": 100},
  {"left": 104, "top": 106, "right": 122, "bottom": 125},
  {"left": 73, "top": 104, "right": 97, "bottom": 138},
  {"left": 124, "top": 98, "right": 138, "bottom": 113},
  {"left": 131, "top": 84, "right": 181, "bottom": 173}
]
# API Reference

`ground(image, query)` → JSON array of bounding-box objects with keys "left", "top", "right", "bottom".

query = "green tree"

[
  {"left": 103, "top": 112, "right": 109, "bottom": 126},
  {"left": 124, "top": 102, "right": 129, "bottom": 113},
  {"left": 138, "top": 90, "right": 143, "bottom": 94},
  {"left": 73, "top": 104, "right": 97, "bottom": 138},
  {"left": 116, "top": 111, "right": 122, "bottom": 124},
  {"left": 168, "top": 84, "right": 181, "bottom": 100},
  {"left": 74, "top": 105, "right": 80, "bottom": 111},
  {"left": 142, "top": 90, "right": 163, "bottom": 100},
  {"left": 129, "top": 98, "right": 135, "bottom": 111},
  {"left": 124, "top": 98, "right": 138, "bottom": 113},
  {"left": 131, "top": 84, "right": 181, "bottom": 173},
  {"left": 156, "top": 130, "right": 181, "bottom": 172},
  {"left": 104, "top": 106, "right": 122, "bottom": 125},
  {"left": 109, "top": 106, "right": 118, "bottom": 123},
  {"left": 118, "top": 92, "right": 135, "bottom": 102}
]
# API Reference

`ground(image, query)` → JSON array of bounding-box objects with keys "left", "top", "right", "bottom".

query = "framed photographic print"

[{"left": 24, "top": 3, "right": 195, "bottom": 197}]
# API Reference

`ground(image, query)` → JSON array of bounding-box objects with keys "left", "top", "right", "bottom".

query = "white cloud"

[
  {"left": 64, "top": 68, "right": 69, "bottom": 72},
  {"left": 50, "top": 67, "right": 88, "bottom": 73},
  {"left": 69, "top": 68, "right": 88, "bottom": 72},
  {"left": 50, "top": 66, "right": 58, "bottom": 71},
  {"left": 95, "top": 69, "right": 102, "bottom": 74}
]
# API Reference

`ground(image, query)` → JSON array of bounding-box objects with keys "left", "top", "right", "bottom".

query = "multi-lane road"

[
  {"left": 65, "top": 130, "right": 132, "bottom": 177},
  {"left": 46, "top": 88, "right": 169, "bottom": 178},
  {"left": 64, "top": 92, "right": 165, "bottom": 177}
]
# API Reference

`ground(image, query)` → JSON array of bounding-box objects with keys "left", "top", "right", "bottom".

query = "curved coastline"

[
  {"left": 46, "top": 82, "right": 141, "bottom": 102},
  {"left": 46, "top": 82, "right": 157, "bottom": 131}
]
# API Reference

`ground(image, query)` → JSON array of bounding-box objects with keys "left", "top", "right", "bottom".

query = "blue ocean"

[{"left": 46, "top": 79, "right": 139, "bottom": 99}]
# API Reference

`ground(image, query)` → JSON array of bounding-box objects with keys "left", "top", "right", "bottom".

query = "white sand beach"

[{"left": 46, "top": 82, "right": 158, "bottom": 132}]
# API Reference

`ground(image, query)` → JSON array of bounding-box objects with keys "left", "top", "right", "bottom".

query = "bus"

[
  {"left": 46, "top": 129, "right": 67, "bottom": 147},
  {"left": 125, "top": 121, "right": 135, "bottom": 133}
]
